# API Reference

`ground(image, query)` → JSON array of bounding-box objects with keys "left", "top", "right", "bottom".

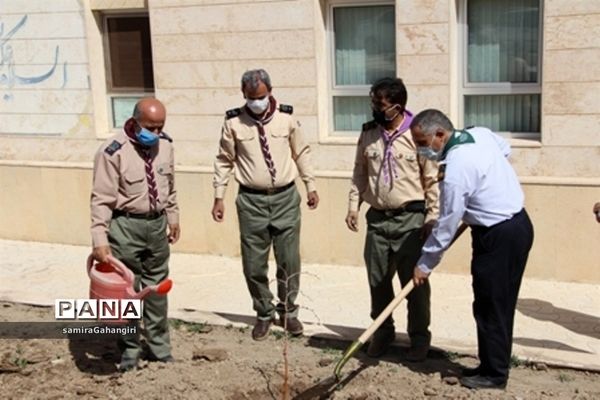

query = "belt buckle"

[
  {"left": 266, "top": 187, "right": 276, "bottom": 195},
  {"left": 384, "top": 210, "right": 394, "bottom": 217}
]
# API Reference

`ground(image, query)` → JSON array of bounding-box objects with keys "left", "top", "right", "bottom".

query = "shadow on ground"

[
  {"left": 295, "top": 329, "right": 468, "bottom": 400},
  {"left": 67, "top": 331, "right": 121, "bottom": 375},
  {"left": 517, "top": 298, "right": 600, "bottom": 340},
  {"left": 513, "top": 337, "right": 592, "bottom": 353}
]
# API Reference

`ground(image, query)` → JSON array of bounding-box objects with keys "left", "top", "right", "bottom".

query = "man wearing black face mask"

[
  {"left": 345, "top": 77, "right": 439, "bottom": 361},
  {"left": 212, "top": 69, "right": 319, "bottom": 341}
]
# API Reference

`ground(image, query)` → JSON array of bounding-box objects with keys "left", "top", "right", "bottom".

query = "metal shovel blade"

[{"left": 333, "top": 280, "right": 415, "bottom": 380}]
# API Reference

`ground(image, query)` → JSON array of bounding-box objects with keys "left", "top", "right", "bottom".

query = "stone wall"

[{"left": 0, "top": 0, "right": 599, "bottom": 282}]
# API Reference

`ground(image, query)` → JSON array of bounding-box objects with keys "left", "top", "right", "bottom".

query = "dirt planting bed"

[{"left": 1, "top": 301, "right": 598, "bottom": 399}]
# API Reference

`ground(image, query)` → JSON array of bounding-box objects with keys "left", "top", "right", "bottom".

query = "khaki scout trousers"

[
  {"left": 236, "top": 186, "right": 301, "bottom": 321},
  {"left": 108, "top": 214, "right": 171, "bottom": 360},
  {"left": 364, "top": 208, "right": 431, "bottom": 347}
]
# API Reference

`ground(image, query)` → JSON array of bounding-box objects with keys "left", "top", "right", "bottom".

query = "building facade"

[{"left": 0, "top": 0, "right": 598, "bottom": 282}]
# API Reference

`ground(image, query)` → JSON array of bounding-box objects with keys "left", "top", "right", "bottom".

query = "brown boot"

[
  {"left": 252, "top": 319, "right": 273, "bottom": 341},
  {"left": 280, "top": 317, "right": 303, "bottom": 336}
]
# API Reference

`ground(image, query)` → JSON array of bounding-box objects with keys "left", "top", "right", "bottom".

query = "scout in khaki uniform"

[
  {"left": 345, "top": 78, "right": 439, "bottom": 361},
  {"left": 91, "top": 98, "right": 180, "bottom": 372},
  {"left": 212, "top": 69, "right": 319, "bottom": 341}
]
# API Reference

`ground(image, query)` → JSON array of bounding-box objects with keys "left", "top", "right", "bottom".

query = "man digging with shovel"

[{"left": 410, "top": 109, "right": 534, "bottom": 390}]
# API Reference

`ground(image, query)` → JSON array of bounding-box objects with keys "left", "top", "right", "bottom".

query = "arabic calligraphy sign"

[{"left": 0, "top": 15, "right": 67, "bottom": 101}]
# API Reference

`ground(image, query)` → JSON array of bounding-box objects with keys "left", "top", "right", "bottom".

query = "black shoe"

[
  {"left": 461, "top": 366, "right": 481, "bottom": 377},
  {"left": 118, "top": 356, "right": 138, "bottom": 372},
  {"left": 460, "top": 375, "right": 506, "bottom": 390},
  {"left": 252, "top": 319, "right": 273, "bottom": 341},
  {"left": 367, "top": 331, "right": 395, "bottom": 358},
  {"left": 147, "top": 354, "right": 175, "bottom": 363},
  {"left": 406, "top": 344, "right": 429, "bottom": 362},
  {"left": 280, "top": 317, "right": 303, "bottom": 336}
]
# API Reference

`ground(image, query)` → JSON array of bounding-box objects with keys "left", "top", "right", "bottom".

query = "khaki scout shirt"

[
  {"left": 90, "top": 130, "right": 179, "bottom": 247},
  {"left": 213, "top": 105, "right": 316, "bottom": 198},
  {"left": 348, "top": 121, "right": 439, "bottom": 223}
]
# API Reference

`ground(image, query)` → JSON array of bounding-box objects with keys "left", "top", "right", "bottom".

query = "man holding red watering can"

[{"left": 90, "top": 98, "right": 180, "bottom": 372}]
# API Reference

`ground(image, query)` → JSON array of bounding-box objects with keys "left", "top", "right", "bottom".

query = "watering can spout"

[{"left": 131, "top": 279, "right": 173, "bottom": 300}]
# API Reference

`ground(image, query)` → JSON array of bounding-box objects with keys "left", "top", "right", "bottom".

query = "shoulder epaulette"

[
  {"left": 362, "top": 120, "right": 378, "bottom": 131},
  {"left": 279, "top": 104, "right": 293, "bottom": 114},
  {"left": 160, "top": 132, "right": 173, "bottom": 142},
  {"left": 225, "top": 108, "right": 242, "bottom": 119},
  {"left": 104, "top": 140, "right": 122, "bottom": 156}
]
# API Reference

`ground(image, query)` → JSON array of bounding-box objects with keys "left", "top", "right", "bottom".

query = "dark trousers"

[
  {"left": 470, "top": 209, "right": 534, "bottom": 383},
  {"left": 364, "top": 208, "right": 431, "bottom": 347}
]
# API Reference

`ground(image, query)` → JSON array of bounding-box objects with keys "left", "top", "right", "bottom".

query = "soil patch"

[{"left": 1, "top": 302, "right": 598, "bottom": 399}]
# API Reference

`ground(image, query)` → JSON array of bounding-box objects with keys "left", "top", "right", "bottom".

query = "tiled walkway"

[{"left": 1, "top": 239, "right": 599, "bottom": 371}]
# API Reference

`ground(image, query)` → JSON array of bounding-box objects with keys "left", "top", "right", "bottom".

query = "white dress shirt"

[{"left": 417, "top": 127, "right": 524, "bottom": 273}]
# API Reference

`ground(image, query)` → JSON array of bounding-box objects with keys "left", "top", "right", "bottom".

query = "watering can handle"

[
  {"left": 86, "top": 254, "right": 94, "bottom": 275},
  {"left": 86, "top": 254, "right": 135, "bottom": 285}
]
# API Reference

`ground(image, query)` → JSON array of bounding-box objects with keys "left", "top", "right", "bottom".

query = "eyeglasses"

[{"left": 370, "top": 103, "right": 399, "bottom": 113}]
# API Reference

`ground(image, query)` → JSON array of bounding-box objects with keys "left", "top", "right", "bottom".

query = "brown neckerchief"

[
  {"left": 123, "top": 117, "right": 160, "bottom": 210},
  {"left": 244, "top": 96, "right": 278, "bottom": 183}
]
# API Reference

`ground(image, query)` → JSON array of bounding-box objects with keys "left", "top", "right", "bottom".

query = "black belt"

[
  {"left": 373, "top": 201, "right": 426, "bottom": 216},
  {"left": 239, "top": 181, "right": 295, "bottom": 195},
  {"left": 113, "top": 210, "right": 165, "bottom": 220}
]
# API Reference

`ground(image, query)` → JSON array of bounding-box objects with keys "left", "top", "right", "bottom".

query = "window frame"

[
  {"left": 458, "top": 0, "right": 544, "bottom": 139},
  {"left": 102, "top": 13, "right": 154, "bottom": 130},
  {"left": 326, "top": 0, "right": 396, "bottom": 138}
]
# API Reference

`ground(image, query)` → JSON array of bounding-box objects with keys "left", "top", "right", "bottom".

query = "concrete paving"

[{"left": 1, "top": 239, "right": 599, "bottom": 371}]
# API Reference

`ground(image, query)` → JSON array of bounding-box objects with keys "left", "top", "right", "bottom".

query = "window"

[
  {"left": 461, "top": 0, "right": 542, "bottom": 137},
  {"left": 103, "top": 15, "right": 154, "bottom": 129},
  {"left": 329, "top": 3, "right": 395, "bottom": 136}
]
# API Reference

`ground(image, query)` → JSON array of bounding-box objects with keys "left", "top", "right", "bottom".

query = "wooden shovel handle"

[{"left": 357, "top": 280, "right": 414, "bottom": 344}]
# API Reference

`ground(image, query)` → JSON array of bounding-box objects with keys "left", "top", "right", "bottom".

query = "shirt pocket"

[
  {"left": 270, "top": 129, "right": 290, "bottom": 140},
  {"left": 123, "top": 169, "right": 146, "bottom": 195},
  {"left": 396, "top": 151, "right": 419, "bottom": 174},
  {"left": 235, "top": 129, "right": 255, "bottom": 142},
  {"left": 156, "top": 163, "right": 174, "bottom": 200},
  {"left": 364, "top": 149, "right": 382, "bottom": 174},
  {"left": 399, "top": 152, "right": 417, "bottom": 162},
  {"left": 365, "top": 149, "right": 381, "bottom": 160}
]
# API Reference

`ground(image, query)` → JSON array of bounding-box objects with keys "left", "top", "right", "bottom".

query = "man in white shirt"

[{"left": 410, "top": 109, "right": 534, "bottom": 390}]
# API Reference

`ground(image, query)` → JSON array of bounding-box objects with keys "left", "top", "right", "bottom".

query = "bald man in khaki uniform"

[
  {"left": 91, "top": 98, "right": 180, "bottom": 372},
  {"left": 212, "top": 69, "right": 319, "bottom": 341},
  {"left": 346, "top": 78, "right": 439, "bottom": 361}
]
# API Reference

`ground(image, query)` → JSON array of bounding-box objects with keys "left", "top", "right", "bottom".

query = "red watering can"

[{"left": 87, "top": 254, "right": 173, "bottom": 301}]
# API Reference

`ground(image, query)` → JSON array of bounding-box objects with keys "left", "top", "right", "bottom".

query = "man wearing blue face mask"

[
  {"left": 212, "top": 69, "right": 319, "bottom": 341},
  {"left": 346, "top": 77, "right": 439, "bottom": 361},
  {"left": 410, "top": 109, "right": 534, "bottom": 390},
  {"left": 91, "top": 98, "right": 180, "bottom": 372}
]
